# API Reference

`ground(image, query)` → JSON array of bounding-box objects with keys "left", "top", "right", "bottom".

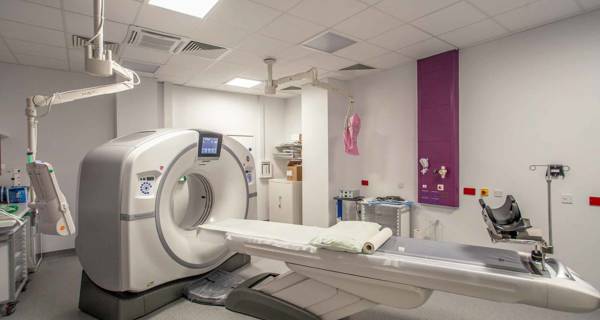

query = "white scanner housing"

[{"left": 76, "top": 129, "right": 256, "bottom": 292}]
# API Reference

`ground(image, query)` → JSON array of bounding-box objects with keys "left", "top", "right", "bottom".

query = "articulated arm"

[
  {"left": 24, "top": 0, "right": 140, "bottom": 236},
  {"left": 263, "top": 58, "right": 353, "bottom": 102}
]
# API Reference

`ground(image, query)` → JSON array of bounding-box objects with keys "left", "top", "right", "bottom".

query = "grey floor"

[{"left": 9, "top": 252, "right": 600, "bottom": 320}]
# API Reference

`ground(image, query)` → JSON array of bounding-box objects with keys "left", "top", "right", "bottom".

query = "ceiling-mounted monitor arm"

[
  {"left": 24, "top": 0, "right": 140, "bottom": 237},
  {"left": 263, "top": 58, "right": 354, "bottom": 103}
]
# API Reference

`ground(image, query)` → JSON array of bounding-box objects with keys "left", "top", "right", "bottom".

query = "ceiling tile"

[
  {"left": 323, "top": 69, "right": 377, "bottom": 80},
  {"left": 275, "top": 45, "right": 316, "bottom": 62},
  {"left": 63, "top": 0, "right": 141, "bottom": 24},
  {"left": 16, "top": 53, "right": 68, "bottom": 71},
  {"left": 333, "top": 8, "right": 403, "bottom": 40},
  {"left": 0, "top": 20, "right": 65, "bottom": 47},
  {"left": 251, "top": 0, "right": 302, "bottom": 11},
  {"left": 0, "top": 0, "right": 63, "bottom": 30},
  {"left": 187, "top": 61, "right": 249, "bottom": 87},
  {"left": 220, "top": 50, "right": 264, "bottom": 67},
  {"left": 363, "top": 51, "right": 412, "bottom": 68},
  {"left": 495, "top": 0, "right": 582, "bottom": 31},
  {"left": 438, "top": 19, "right": 507, "bottom": 48},
  {"left": 376, "top": 0, "right": 459, "bottom": 22},
  {"left": 261, "top": 14, "right": 325, "bottom": 44},
  {"left": 5, "top": 38, "right": 67, "bottom": 61},
  {"left": 334, "top": 42, "right": 387, "bottom": 61},
  {"left": 369, "top": 25, "right": 431, "bottom": 50},
  {"left": 236, "top": 34, "right": 291, "bottom": 57},
  {"left": 135, "top": 3, "right": 203, "bottom": 37},
  {"left": 156, "top": 55, "right": 214, "bottom": 84},
  {"left": 64, "top": 12, "right": 128, "bottom": 44},
  {"left": 238, "top": 64, "right": 269, "bottom": 80},
  {"left": 289, "top": 0, "right": 368, "bottom": 27},
  {"left": 24, "top": 0, "right": 61, "bottom": 8},
  {"left": 293, "top": 52, "right": 355, "bottom": 71},
  {"left": 576, "top": 0, "right": 600, "bottom": 10},
  {"left": 68, "top": 48, "right": 84, "bottom": 72},
  {"left": 120, "top": 46, "right": 171, "bottom": 65},
  {"left": 397, "top": 38, "right": 455, "bottom": 59},
  {"left": 0, "top": 40, "right": 17, "bottom": 63},
  {"left": 190, "top": 18, "right": 250, "bottom": 49},
  {"left": 206, "top": 0, "right": 282, "bottom": 32},
  {"left": 412, "top": 2, "right": 487, "bottom": 35},
  {"left": 468, "top": 0, "right": 538, "bottom": 16}
]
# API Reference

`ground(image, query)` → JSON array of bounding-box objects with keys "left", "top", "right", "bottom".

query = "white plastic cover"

[{"left": 26, "top": 161, "right": 75, "bottom": 236}]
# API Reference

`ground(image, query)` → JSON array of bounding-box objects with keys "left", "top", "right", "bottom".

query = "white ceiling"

[{"left": 0, "top": 0, "right": 598, "bottom": 97}]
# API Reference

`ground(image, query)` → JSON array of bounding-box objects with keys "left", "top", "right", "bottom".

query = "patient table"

[{"left": 201, "top": 219, "right": 600, "bottom": 320}]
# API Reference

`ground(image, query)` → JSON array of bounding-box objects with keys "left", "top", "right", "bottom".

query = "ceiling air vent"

[
  {"left": 126, "top": 26, "right": 186, "bottom": 53},
  {"left": 71, "top": 34, "right": 120, "bottom": 55},
  {"left": 340, "top": 64, "right": 375, "bottom": 71},
  {"left": 282, "top": 86, "right": 302, "bottom": 91},
  {"left": 121, "top": 60, "right": 160, "bottom": 75},
  {"left": 180, "top": 40, "right": 228, "bottom": 59},
  {"left": 303, "top": 32, "right": 356, "bottom": 53}
]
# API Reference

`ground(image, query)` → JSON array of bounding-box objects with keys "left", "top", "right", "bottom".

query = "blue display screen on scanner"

[{"left": 201, "top": 137, "right": 219, "bottom": 155}]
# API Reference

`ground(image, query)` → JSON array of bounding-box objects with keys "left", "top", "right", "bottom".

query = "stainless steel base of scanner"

[
  {"left": 79, "top": 253, "right": 250, "bottom": 320},
  {"left": 226, "top": 273, "right": 320, "bottom": 320}
]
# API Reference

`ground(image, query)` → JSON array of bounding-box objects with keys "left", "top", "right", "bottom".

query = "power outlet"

[{"left": 561, "top": 194, "right": 574, "bottom": 204}]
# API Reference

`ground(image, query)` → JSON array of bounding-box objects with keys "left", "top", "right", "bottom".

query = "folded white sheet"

[{"left": 309, "top": 221, "right": 392, "bottom": 254}]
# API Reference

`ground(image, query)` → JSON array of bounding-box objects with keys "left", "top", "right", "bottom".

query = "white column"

[{"left": 301, "top": 86, "right": 332, "bottom": 227}]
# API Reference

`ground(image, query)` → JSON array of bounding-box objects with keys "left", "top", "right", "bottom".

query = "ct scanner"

[
  {"left": 76, "top": 129, "right": 256, "bottom": 318},
  {"left": 75, "top": 129, "right": 600, "bottom": 320}
]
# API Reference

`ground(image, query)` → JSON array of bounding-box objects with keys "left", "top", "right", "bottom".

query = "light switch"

[
  {"left": 494, "top": 189, "right": 504, "bottom": 197},
  {"left": 561, "top": 194, "right": 573, "bottom": 204}
]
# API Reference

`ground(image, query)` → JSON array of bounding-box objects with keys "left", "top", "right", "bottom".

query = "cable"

[{"left": 0, "top": 209, "right": 24, "bottom": 227}]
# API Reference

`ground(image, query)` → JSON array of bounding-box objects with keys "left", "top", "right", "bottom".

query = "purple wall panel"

[{"left": 417, "top": 50, "right": 459, "bottom": 207}]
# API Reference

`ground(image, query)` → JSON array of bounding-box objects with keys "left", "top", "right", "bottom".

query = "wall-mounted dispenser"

[{"left": 419, "top": 158, "right": 429, "bottom": 175}]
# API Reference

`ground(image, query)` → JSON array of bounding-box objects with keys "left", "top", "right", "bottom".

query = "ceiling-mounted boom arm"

[
  {"left": 24, "top": 0, "right": 140, "bottom": 237},
  {"left": 263, "top": 58, "right": 354, "bottom": 103}
]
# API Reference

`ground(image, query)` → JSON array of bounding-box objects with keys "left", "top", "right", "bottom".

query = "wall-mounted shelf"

[{"left": 273, "top": 142, "right": 302, "bottom": 161}]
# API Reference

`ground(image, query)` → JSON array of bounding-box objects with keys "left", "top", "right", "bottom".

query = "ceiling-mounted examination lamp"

[
  {"left": 226, "top": 77, "right": 262, "bottom": 88},
  {"left": 148, "top": 0, "right": 220, "bottom": 19}
]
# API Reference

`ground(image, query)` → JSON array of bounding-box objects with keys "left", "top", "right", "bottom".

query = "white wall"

[
  {"left": 345, "top": 10, "right": 600, "bottom": 287},
  {"left": 116, "top": 77, "right": 163, "bottom": 136},
  {"left": 0, "top": 62, "right": 116, "bottom": 252},
  {"left": 164, "top": 83, "right": 288, "bottom": 220},
  {"left": 283, "top": 96, "right": 301, "bottom": 140}
]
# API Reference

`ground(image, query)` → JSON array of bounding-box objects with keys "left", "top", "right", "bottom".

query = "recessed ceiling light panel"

[
  {"left": 226, "top": 78, "right": 262, "bottom": 88},
  {"left": 302, "top": 32, "right": 357, "bottom": 53},
  {"left": 148, "top": 0, "right": 219, "bottom": 19}
]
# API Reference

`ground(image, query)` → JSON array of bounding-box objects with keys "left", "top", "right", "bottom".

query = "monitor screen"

[
  {"left": 201, "top": 137, "right": 219, "bottom": 155},
  {"left": 197, "top": 132, "right": 222, "bottom": 158}
]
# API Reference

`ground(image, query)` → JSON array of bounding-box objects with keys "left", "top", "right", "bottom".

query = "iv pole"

[{"left": 529, "top": 164, "right": 570, "bottom": 254}]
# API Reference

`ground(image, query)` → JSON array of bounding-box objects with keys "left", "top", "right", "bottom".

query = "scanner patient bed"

[{"left": 201, "top": 219, "right": 600, "bottom": 320}]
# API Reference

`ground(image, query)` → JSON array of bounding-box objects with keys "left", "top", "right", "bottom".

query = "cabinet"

[{"left": 268, "top": 179, "right": 302, "bottom": 224}]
